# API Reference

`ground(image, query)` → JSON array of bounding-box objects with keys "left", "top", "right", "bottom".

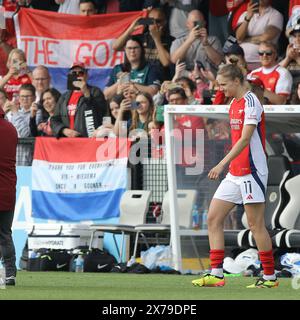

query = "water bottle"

[
  {"left": 192, "top": 205, "right": 200, "bottom": 229},
  {"left": 75, "top": 254, "right": 84, "bottom": 273},
  {"left": 202, "top": 208, "right": 208, "bottom": 230},
  {"left": 0, "top": 260, "right": 6, "bottom": 290}
]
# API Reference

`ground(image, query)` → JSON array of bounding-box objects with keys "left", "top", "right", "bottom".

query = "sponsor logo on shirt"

[{"left": 230, "top": 118, "right": 243, "bottom": 130}]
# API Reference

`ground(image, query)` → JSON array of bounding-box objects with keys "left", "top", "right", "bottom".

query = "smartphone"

[
  {"left": 193, "top": 20, "right": 203, "bottom": 29},
  {"left": 67, "top": 73, "right": 81, "bottom": 91},
  {"left": 252, "top": 0, "right": 259, "bottom": 11},
  {"left": 130, "top": 101, "right": 141, "bottom": 110},
  {"left": 196, "top": 60, "right": 205, "bottom": 70},
  {"left": 138, "top": 17, "right": 155, "bottom": 26},
  {"left": 119, "top": 73, "right": 130, "bottom": 84}
]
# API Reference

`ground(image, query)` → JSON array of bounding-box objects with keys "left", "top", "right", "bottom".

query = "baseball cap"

[
  {"left": 69, "top": 62, "right": 87, "bottom": 71},
  {"left": 290, "top": 24, "right": 300, "bottom": 36},
  {"left": 224, "top": 43, "right": 245, "bottom": 57}
]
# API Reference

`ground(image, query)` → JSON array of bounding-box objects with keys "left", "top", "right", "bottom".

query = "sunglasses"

[
  {"left": 70, "top": 71, "right": 85, "bottom": 76},
  {"left": 258, "top": 50, "right": 273, "bottom": 56}
]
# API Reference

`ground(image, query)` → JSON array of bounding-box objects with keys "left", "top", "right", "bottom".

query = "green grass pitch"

[{"left": 0, "top": 272, "right": 299, "bottom": 300}]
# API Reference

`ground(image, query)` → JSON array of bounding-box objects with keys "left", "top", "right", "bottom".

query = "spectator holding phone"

[
  {"left": 280, "top": 24, "right": 300, "bottom": 88},
  {"left": 0, "top": 48, "right": 31, "bottom": 101},
  {"left": 6, "top": 83, "right": 41, "bottom": 165},
  {"left": 93, "top": 93, "right": 124, "bottom": 138},
  {"left": 170, "top": 10, "right": 223, "bottom": 75},
  {"left": 104, "top": 36, "right": 161, "bottom": 100},
  {"left": 112, "top": 7, "right": 173, "bottom": 76},
  {"left": 113, "top": 92, "right": 154, "bottom": 138},
  {"left": 130, "top": 92, "right": 154, "bottom": 133},
  {"left": 51, "top": 62, "right": 107, "bottom": 138},
  {"left": 7, "top": 84, "right": 41, "bottom": 138},
  {"left": 235, "top": 0, "right": 283, "bottom": 71},
  {"left": 113, "top": 96, "right": 133, "bottom": 137}
]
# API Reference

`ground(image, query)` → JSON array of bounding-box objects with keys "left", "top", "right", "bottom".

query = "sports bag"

[{"left": 83, "top": 249, "right": 116, "bottom": 272}]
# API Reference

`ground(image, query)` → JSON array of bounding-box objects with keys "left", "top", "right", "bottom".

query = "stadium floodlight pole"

[{"left": 164, "top": 105, "right": 182, "bottom": 272}]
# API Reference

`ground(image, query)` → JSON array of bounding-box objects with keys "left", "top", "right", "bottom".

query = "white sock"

[
  {"left": 210, "top": 268, "right": 223, "bottom": 278},
  {"left": 263, "top": 274, "right": 276, "bottom": 281}
]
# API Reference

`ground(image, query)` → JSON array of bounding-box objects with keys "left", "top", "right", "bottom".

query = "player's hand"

[{"left": 208, "top": 163, "right": 224, "bottom": 180}]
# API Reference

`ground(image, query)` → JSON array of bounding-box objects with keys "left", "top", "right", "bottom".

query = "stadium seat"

[
  {"left": 88, "top": 190, "right": 151, "bottom": 263},
  {"left": 132, "top": 189, "right": 197, "bottom": 258},
  {"left": 225, "top": 155, "right": 293, "bottom": 248},
  {"left": 272, "top": 174, "right": 300, "bottom": 248}
]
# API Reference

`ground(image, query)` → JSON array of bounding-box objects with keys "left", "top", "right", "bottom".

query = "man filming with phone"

[
  {"left": 170, "top": 10, "right": 223, "bottom": 75},
  {"left": 235, "top": 0, "right": 283, "bottom": 71},
  {"left": 51, "top": 62, "right": 108, "bottom": 138}
]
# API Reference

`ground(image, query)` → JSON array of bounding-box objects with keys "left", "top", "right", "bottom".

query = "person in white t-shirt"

[{"left": 235, "top": 0, "right": 283, "bottom": 71}]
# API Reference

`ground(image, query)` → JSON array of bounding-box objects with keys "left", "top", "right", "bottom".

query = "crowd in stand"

[{"left": 0, "top": 0, "right": 300, "bottom": 168}]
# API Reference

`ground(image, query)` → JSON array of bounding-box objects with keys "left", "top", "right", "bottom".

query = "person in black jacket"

[{"left": 51, "top": 62, "right": 108, "bottom": 137}]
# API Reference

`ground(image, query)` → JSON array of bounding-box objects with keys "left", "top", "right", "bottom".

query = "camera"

[
  {"left": 138, "top": 18, "right": 155, "bottom": 26},
  {"left": 67, "top": 73, "right": 81, "bottom": 91}
]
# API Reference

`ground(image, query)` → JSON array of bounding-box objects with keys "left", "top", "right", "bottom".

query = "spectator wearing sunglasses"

[
  {"left": 51, "top": 62, "right": 108, "bottom": 138},
  {"left": 249, "top": 41, "right": 292, "bottom": 105}
]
